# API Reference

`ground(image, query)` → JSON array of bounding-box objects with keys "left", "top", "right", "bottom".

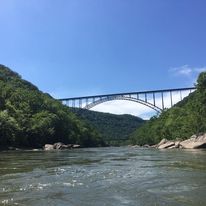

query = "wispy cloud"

[{"left": 170, "top": 65, "right": 206, "bottom": 77}]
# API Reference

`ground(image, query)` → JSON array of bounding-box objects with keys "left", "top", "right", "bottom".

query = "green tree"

[
  {"left": 0, "top": 64, "right": 105, "bottom": 148},
  {"left": 129, "top": 71, "right": 206, "bottom": 145}
]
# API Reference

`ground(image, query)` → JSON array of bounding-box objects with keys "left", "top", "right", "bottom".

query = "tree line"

[
  {"left": 0, "top": 65, "right": 105, "bottom": 148},
  {"left": 130, "top": 72, "right": 206, "bottom": 146},
  {"left": 71, "top": 108, "right": 145, "bottom": 146}
]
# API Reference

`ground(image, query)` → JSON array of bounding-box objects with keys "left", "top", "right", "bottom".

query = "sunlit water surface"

[{"left": 0, "top": 147, "right": 206, "bottom": 206}]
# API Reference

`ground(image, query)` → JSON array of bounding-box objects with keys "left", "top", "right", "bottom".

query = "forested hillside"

[
  {"left": 130, "top": 72, "right": 206, "bottom": 146},
  {"left": 0, "top": 65, "right": 105, "bottom": 148},
  {"left": 71, "top": 108, "right": 145, "bottom": 145}
]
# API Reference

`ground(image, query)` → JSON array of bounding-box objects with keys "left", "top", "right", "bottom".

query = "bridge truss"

[{"left": 59, "top": 87, "right": 195, "bottom": 113}]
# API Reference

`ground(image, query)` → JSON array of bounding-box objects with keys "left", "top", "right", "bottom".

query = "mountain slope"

[
  {"left": 130, "top": 72, "right": 206, "bottom": 146},
  {"left": 0, "top": 65, "right": 105, "bottom": 148},
  {"left": 71, "top": 108, "right": 145, "bottom": 145}
]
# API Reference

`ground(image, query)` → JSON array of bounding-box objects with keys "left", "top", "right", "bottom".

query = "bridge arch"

[
  {"left": 59, "top": 87, "right": 195, "bottom": 115},
  {"left": 84, "top": 96, "right": 162, "bottom": 113}
]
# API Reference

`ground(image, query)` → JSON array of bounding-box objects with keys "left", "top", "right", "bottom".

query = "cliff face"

[{"left": 0, "top": 65, "right": 104, "bottom": 148}]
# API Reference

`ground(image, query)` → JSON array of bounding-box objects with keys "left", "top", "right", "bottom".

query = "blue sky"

[{"left": 0, "top": 0, "right": 206, "bottom": 118}]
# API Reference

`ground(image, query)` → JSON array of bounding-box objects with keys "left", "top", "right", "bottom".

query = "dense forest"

[
  {"left": 2, "top": 65, "right": 205, "bottom": 149},
  {"left": 0, "top": 65, "right": 105, "bottom": 148},
  {"left": 130, "top": 72, "right": 206, "bottom": 146},
  {"left": 71, "top": 108, "right": 145, "bottom": 145}
]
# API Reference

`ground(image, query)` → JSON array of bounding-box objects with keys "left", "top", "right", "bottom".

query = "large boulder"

[
  {"left": 180, "top": 134, "right": 206, "bottom": 149},
  {"left": 157, "top": 138, "right": 168, "bottom": 147},
  {"left": 158, "top": 141, "right": 175, "bottom": 149},
  {"left": 44, "top": 144, "right": 54, "bottom": 150},
  {"left": 157, "top": 138, "right": 177, "bottom": 149},
  {"left": 53, "top": 142, "right": 65, "bottom": 150},
  {"left": 63, "top": 144, "right": 73, "bottom": 149},
  {"left": 44, "top": 143, "right": 80, "bottom": 150},
  {"left": 174, "top": 141, "right": 181, "bottom": 148},
  {"left": 72, "top": 144, "right": 81, "bottom": 148}
]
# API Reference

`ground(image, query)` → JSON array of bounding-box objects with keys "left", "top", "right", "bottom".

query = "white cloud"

[
  {"left": 170, "top": 65, "right": 206, "bottom": 77},
  {"left": 91, "top": 100, "right": 157, "bottom": 119}
]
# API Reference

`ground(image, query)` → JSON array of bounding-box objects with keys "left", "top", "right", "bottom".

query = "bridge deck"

[
  {"left": 58, "top": 87, "right": 196, "bottom": 113},
  {"left": 59, "top": 87, "right": 195, "bottom": 101}
]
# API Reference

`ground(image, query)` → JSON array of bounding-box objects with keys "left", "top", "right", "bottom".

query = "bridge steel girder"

[
  {"left": 59, "top": 87, "right": 196, "bottom": 113},
  {"left": 84, "top": 96, "right": 162, "bottom": 113}
]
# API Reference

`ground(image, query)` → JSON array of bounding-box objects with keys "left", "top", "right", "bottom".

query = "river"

[{"left": 0, "top": 147, "right": 206, "bottom": 206}]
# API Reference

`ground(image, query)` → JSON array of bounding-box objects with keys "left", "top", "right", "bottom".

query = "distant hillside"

[
  {"left": 130, "top": 72, "right": 206, "bottom": 146},
  {"left": 0, "top": 65, "right": 105, "bottom": 148},
  {"left": 71, "top": 108, "right": 145, "bottom": 145}
]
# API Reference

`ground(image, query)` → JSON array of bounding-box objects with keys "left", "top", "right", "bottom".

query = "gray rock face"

[{"left": 180, "top": 134, "right": 206, "bottom": 149}]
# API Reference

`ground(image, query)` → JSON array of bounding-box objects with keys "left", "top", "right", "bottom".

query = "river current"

[{"left": 0, "top": 147, "right": 206, "bottom": 206}]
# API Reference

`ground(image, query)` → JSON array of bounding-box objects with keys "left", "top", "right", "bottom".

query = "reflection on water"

[{"left": 0, "top": 147, "right": 206, "bottom": 206}]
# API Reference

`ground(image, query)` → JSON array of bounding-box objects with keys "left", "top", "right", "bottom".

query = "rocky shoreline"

[
  {"left": 2, "top": 134, "right": 206, "bottom": 151},
  {"left": 43, "top": 134, "right": 206, "bottom": 151},
  {"left": 131, "top": 133, "right": 206, "bottom": 149},
  {"left": 0, "top": 142, "right": 81, "bottom": 151},
  {"left": 157, "top": 133, "right": 206, "bottom": 149},
  {"left": 46, "top": 134, "right": 205, "bottom": 150},
  {"left": 44, "top": 142, "right": 81, "bottom": 150}
]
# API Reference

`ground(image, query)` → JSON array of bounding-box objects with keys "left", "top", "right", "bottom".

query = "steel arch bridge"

[{"left": 58, "top": 87, "right": 195, "bottom": 113}]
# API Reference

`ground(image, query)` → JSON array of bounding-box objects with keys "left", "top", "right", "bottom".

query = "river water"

[{"left": 0, "top": 147, "right": 206, "bottom": 206}]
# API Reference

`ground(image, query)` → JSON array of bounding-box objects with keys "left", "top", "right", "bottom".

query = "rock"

[
  {"left": 157, "top": 138, "right": 168, "bottom": 147},
  {"left": 72, "top": 144, "right": 81, "bottom": 148},
  {"left": 130, "top": 145, "right": 140, "bottom": 148},
  {"left": 155, "top": 133, "right": 206, "bottom": 150},
  {"left": 157, "top": 138, "right": 174, "bottom": 149},
  {"left": 53, "top": 142, "right": 65, "bottom": 150},
  {"left": 167, "top": 145, "right": 176, "bottom": 149},
  {"left": 174, "top": 141, "right": 181, "bottom": 148},
  {"left": 128, "top": 145, "right": 140, "bottom": 148},
  {"left": 44, "top": 143, "right": 81, "bottom": 150},
  {"left": 44, "top": 144, "right": 54, "bottom": 150},
  {"left": 157, "top": 139, "right": 182, "bottom": 149},
  {"left": 180, "top": 134, "right": 206, "bottom": 149},
  {"left": 53, "top": 142, "right": 74, "bottom": 150},
  {"left": 143, "top": 144, "right": 150, "bottom": 148},
  {"left": 158, "top": 141, "right": 175, "bottom": 149},
  {"left": 62, "top": 144, "right": 72, "bottom": 149}
]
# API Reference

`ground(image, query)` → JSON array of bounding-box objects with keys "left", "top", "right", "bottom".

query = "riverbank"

[
  {"left": 1, "top": 133, "right": 206, "bottom": 152},
  {"left": 156, "top": 133, "right": 206, "bottom": 149},
  {"left": 130, "top": 133, "right": 206, "bottom": 149}
]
